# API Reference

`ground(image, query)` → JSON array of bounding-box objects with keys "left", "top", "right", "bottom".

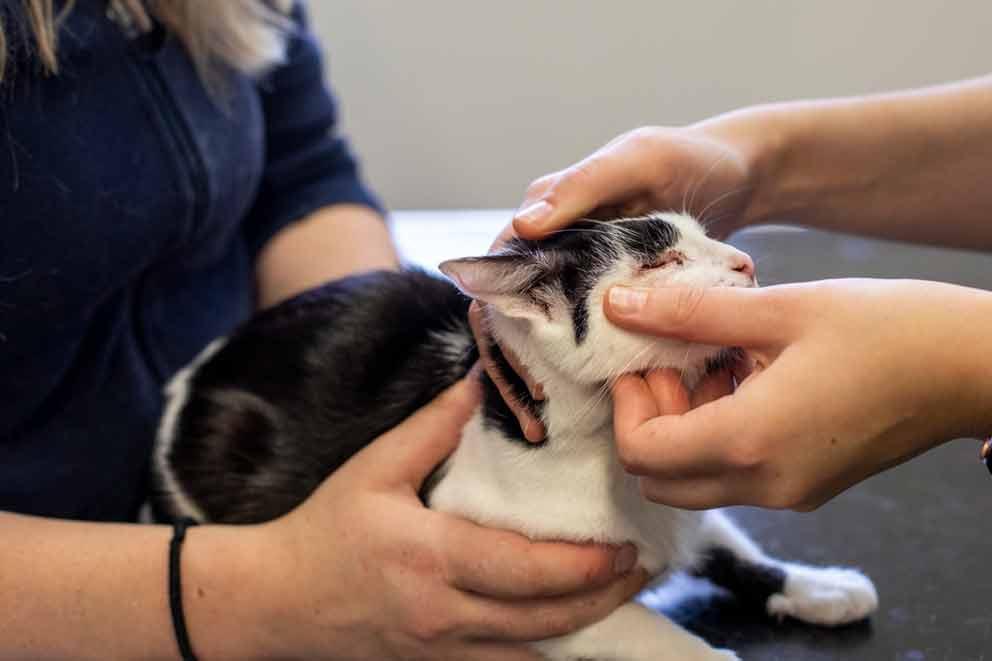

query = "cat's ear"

[{"left": 439, "top": 255, "right": 545, "bottom": 320}]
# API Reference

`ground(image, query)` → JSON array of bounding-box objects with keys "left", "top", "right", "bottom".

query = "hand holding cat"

[
  {"left": 606, "top": 279, "right": 992, "bottom": 511},
  {"left": 254, "top": 375, "right": 647, "bottom": 660}
]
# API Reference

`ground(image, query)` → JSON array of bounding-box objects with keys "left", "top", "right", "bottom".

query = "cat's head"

[{"left": 440, "top": 212, "right": 756, "bottom": 386}]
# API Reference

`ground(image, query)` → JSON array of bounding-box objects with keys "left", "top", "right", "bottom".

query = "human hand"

[
  {"left": 512, "top": 122, "right": 765, "bottom": 242},
  {"left": 468, "top": 301, "right": 546, "bottom": 443},
  {"left": 254, "top": 376, "right": 647, "bottom": 660},
  {"left": 606, "top": 278, "right": 992, "bottom": 511}
]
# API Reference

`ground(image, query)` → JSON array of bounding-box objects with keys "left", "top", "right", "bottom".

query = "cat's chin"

[{"left": 564, "top": 351, "right": 722, "bottom": 391}]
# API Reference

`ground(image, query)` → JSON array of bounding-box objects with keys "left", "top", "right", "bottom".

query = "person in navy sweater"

[{"left": 0, "top": 2, "right": 638, "bottom": 658}]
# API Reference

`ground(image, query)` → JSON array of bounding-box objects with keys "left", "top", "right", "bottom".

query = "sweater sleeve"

[{"left": 242, "top": 2, "right": 384, "bottom": 257}]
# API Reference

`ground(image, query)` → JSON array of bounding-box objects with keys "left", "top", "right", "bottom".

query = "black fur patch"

[
  {"left": 156, "top": 270, "right": 477, "bottom": 523},
  {"left": 558, "top": 261, "right": 598, "bottom": 344},
  {"left": 613, "top": 218, "right": 681, "bottom": 263},
  {"left": 693, "top": 547, "right": 787, "bottom": 607}
]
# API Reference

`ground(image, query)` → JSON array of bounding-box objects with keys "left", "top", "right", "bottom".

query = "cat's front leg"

[
  {"left": 531, "top": 602, "right": 738, "bottom": 661},
  {"left": 692, "top": 510, "right": 878, "bottom": 626}
]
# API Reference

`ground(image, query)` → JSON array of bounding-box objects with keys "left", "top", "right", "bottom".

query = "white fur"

[
  {"left": 767, "top": 565, "right": 878, "bottom": 626},
  {"left": 432, "top": 213, "right": 876, "bottom": 660},
  {"left": 154, "top": 337, "right": 227, "bottom": 522}
]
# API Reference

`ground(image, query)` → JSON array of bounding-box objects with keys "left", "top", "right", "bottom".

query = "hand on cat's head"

[{"left": 511, "top": 124, "right": 758, "bottom": 242}]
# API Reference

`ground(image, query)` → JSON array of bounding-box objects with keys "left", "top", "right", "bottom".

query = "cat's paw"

[
  {"left": 767, "top": 564, "right": 878, "bottom": 626},
  {"left": 710, "top": 649, "right": 741, "bottom": 661}
]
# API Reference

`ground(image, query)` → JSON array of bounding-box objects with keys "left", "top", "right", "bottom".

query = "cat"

[{"left": 152, "top": 212, "right": 878, "bottom": 660}]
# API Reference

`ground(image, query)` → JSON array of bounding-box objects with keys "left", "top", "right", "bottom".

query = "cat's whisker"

[
  {"left": 576, "top": 218, "right": 642, "bottom": 244},
  {"left": 567, "top": 343, "right": 654, "bottom": 433},
  {"left": 687, "top": 151, "right": 733, "bottom": 217},
  {"left": 697, "top": 185, "right": 752, "bottom": 228}
]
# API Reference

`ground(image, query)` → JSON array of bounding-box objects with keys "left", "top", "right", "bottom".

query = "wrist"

[
  {"left": 181, "top": 523, "right": 286, "bottom": 660},
  {"left": 693, "top": 103, "right": 793, "bottom": 228},
  {"left": 953, "top": 289, "right": 992, "bottom": 440}
]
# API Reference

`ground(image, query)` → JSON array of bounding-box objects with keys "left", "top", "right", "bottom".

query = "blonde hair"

[{"left": 0, "top": 0, "right": 294, "bottom": 83}]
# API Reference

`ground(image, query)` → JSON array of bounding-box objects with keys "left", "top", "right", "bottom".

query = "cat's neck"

[
  {"left": 541, "top": 376, "right": 612, "bottom": 447},
  {"left": 484, "top": 317, "right": 612, "bottom": 448}
]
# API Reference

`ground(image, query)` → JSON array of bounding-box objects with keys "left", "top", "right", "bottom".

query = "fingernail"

[
  {"left": 467, "top": 361, "right": 484, "bottom": 382},
  {"left": 514, "top": 200, "right": 552, "bottom": 227},
  {"left": 608, "top": 287, "right": 648, "bottom": 315},
  {"left": 523, "top": 419, "right": 545, "bottom": 443},
  {"left": 614, "top": 544, "right": 638, "bottom": 574}
]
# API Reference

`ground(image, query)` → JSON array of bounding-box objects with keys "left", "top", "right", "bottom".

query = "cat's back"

[{"left": 154, "top": 268, "right": 476, "bottom": 524}]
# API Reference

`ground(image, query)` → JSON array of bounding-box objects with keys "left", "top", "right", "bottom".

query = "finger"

[
  {"left": 732, "top": 350, "right": 761, "bottom": 386},
  {"left": 459, "top": 568, "right": 650, "bottom": 643},
  {"left": 443, "top": 518, "right": 638, "bottom": 599},
  {"left": 489, "top": 222, "right": 519, "bottom": 251},
  {"left": 611, "top": 372, "right": 695, "bottom": 469},
  {"left": 501, "top": 342, "right": 545, "bottom": 402},
  {"left": 638, "top": 475, "right": 743, "bottom": 510},
  {"left": 605, "top": 284, "right": 794, "bottom": 348},
  {"left": 513, "top": 173, "right": 559, "bottom": 221},
  {"left": 491, "top": 340, "right": 546, "bottom": 442},
  {"left": 689, "top": 367, "right": 734, "bottom": 409},
  {"left": 644, "top": 369, "right": 690, "bottom": 415},
  {"left": 513, "top": 151, "right": 655, "bottom": 239},
  {"left": 610, "top": 374, "right": 660, "bottom": 433},
  {"left": 614, "top": 393, "right": 745, "bottom": 479},
  {"left": 470, "top": 303, "right": 546, "bottom": 443},
  {"left": 362, "top": 375, "right": 482, "bottom": 487}
]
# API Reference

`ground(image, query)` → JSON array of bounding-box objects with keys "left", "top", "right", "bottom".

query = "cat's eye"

[{"left": 641, "top": 250, "right": 686, "bottom": 270}]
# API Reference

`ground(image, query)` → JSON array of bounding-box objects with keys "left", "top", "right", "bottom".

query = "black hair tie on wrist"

[{"left": 169, "top": 517, "right": 200, "bottom": 661}]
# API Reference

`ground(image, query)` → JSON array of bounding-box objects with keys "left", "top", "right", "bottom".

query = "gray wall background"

[{"left": 308, "top": 2, "right": 991, "bottom": 210}]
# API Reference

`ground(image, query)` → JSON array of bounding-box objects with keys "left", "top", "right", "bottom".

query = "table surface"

[{"left": 391, "top": 210, "right": 992, "bottom": 661}]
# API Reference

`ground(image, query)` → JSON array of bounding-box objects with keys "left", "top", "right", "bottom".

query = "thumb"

[
  {"left": 363, "top": 372, "right": 482, "bottom": 488},
  {"left": 604, "top": 285, "right": 794, "bottom": 348},
  {"left": 513, "top": 152, "right": 654, "bottom": 239}
]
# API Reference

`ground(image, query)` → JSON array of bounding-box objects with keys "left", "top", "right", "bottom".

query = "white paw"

[
  {"left": 767, "top": 564, "right": 878, "bottom": 626},
  {"left": 711, "top": 650, "right": 741, "bottom": 661}
]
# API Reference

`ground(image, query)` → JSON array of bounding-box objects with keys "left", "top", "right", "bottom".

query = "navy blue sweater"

[{"left": 0, "top": 2, "right": 382, "bottom": 521}]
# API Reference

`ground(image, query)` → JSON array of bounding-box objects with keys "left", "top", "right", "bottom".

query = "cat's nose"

[{"left": 728, "top": 250, "right": 755, "bottom": 278}]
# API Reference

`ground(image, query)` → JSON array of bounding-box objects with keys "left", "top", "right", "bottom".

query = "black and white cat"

[{"left": 152, "top": 212, "right": 878, "bottom": 660}]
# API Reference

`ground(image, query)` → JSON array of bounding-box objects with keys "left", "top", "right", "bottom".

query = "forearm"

[
  {"left": 940, "top": 283, "right": 992, "bottom": 441},
  {"left": 0, "top": 512, "right": 273, "bottom": 660},
  {"left": 255, "top": 204, "right": 399, "bottom": 308},
  {"left": 705, "top": 76, "right": 992, "bottom": 249}
]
